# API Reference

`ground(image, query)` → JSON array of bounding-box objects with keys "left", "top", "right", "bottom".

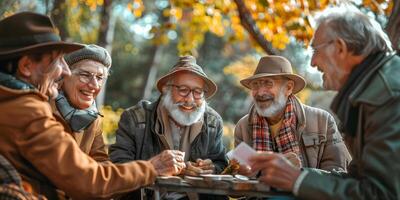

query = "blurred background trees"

[{"left": 1, "top": 0, "right": 398, "bottom": 148}]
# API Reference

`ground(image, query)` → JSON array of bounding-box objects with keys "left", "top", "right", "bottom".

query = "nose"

[
  {"left": 310, "top": 53, "right": 318, "bottom": 68},
  {"left": 87, "top": 77, "right": 101, "bottom": 88},
  {"left": 184, "top": 91, "right": 195, "bottom": 102}
]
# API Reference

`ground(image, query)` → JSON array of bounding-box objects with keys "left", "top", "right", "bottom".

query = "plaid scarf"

[{"left": 251, "top": 95, "right": 301, "bottom": 158}]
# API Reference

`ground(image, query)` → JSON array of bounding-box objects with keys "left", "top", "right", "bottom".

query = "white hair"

[{"left": 314, "top": 4, "right": 393, "bottom": 56}]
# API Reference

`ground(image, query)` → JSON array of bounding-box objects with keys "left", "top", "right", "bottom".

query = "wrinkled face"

[
  {"left": 27, "top": 51, "right": 70, "bottom": 99},
  {"left": 62, "top": 59, "right": 108, "bottom": 109},
  {"left": 310, "top": 24, "right": 347, "bottom": 90},
  {"left": 161, "top": 72, "right": 207, "bottom": 126},
  {"left": 250, "top": 77, "right": 292, "bottom": 117}
]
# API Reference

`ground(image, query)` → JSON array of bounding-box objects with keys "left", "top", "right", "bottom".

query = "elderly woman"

[{"left": 51, "top": 44, "right": 111, "bottom": 162}]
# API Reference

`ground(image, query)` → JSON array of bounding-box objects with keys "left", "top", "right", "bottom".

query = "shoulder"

[
  {"left": 122, "top": 100, "right": 154, "bottom": 123},
  {"left": 356, "top": 55, "right": 400, "bottom": 106},
  {"left": 301, "top": 104, "right": 334, "bottom": 122},
  {"left": 205, "top": 105, "right": 223, "bottom": 129},
  {"left": 236, "top": 114, "right": 250, "bottom": 127}
]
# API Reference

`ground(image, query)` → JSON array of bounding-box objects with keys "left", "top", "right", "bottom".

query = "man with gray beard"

[
  {"left": 234, "top": 55, "right": 351, "bottom": 176},
  {"left": 109, "top": 55, "right": 227, "bottom": 200}
]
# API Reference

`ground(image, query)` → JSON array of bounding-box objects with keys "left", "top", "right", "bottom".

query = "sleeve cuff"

[{"left": 292, "top": 169, "right": 309, "bottom": 196}]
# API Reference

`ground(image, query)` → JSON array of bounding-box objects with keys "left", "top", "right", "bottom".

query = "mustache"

[
  {"left": 254, "top": 94, "right": 274, "bottom": 101},
  {"left": 175, "top": 102, "right": 199, "bottom": 108}
]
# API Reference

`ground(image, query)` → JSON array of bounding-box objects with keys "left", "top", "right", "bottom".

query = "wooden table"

[{"left": 143, "top": 176, "right": 292, "bottom": 200}]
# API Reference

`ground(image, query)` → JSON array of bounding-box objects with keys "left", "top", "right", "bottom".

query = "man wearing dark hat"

[
  {"left": 110, "top": 55, "right": 228, "bottom": 199},
  {"left": 234, "top": 55, "right": 350, "bottom": 175},
  {"left": 0, "top": 12, "right": 183, "bottom": 200}
]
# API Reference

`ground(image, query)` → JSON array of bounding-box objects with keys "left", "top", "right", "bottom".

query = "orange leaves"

[
  {"left": 223, "top": 55, "right": 259, "bottom": 87},
  {"left": 127, "top": 0, "right": 144, "bottom": 18}
]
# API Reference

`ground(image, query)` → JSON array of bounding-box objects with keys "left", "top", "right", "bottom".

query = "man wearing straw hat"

[
  {"left": 0, "top": 12, "right": 183, "bottom": 200},
  {"left": 234, "top": 55, "right": 350, "bottom": 175},
  {"left": 110, "top": 55, "right": 228, "bottom": 199}
]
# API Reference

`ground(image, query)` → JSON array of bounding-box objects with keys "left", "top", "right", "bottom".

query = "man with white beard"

[
  {"left": 234, "top": 55, "right": 351, "bottom": 175},
  {"left": 110, "top": 55, "right": 228, "bottom": 200}
]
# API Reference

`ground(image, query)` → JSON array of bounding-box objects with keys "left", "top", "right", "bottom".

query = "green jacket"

[{"left": 298, "top": 53, "right": 400, "bottom": 199}]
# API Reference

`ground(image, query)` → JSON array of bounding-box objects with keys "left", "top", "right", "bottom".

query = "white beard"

[
  {"left": 254, "top": 87, "right": 288, "bottom": 118},
  {"left": 161, "top": 89, "right": 206, "bottom": 126}
]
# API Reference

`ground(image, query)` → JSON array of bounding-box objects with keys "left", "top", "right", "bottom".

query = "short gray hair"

[{"left": 314, "top": 5, "right": 393, "bottom": 56}]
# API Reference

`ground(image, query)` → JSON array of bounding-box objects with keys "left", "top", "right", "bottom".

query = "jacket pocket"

[{"left": 302, "top": 133, "right": 326, "bottom": 168}]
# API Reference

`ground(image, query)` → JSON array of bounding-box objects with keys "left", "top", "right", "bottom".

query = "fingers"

[{"left": 150, "top": 150, "right": 186, "bottom": 176}]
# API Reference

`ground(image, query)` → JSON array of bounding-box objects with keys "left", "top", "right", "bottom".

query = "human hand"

[
  {"left": 249, "top": 152, "right": 301, "bottom": 191},
  {"left": 283, "top": 152, "right": 302, "bottom": 168},
  {"left": 183, "top": 159, "right": 214, "bottom": 176},
  {"left": 149, "top": 150, "right": 186, "bottom": 176}
]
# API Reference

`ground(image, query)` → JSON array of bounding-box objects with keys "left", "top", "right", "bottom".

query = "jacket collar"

[
  {"left": 0, "top": 71, "right": 47, "bottom": 100},
  {"left": 348, "top": 52, "right": 396, "bottom": 105}
]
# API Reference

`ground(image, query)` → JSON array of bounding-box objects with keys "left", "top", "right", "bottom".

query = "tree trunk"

[
  {"left": 96, "top": 0, "right": 116, "bottom": 108},
  {"left": 386, "top": 0, "right": 400, "bottom": 52},
  {"left": 142, "top": 45, "right": 164, "bottom": 100},
  {"left": 233, "top": 0, "right": 279, "bottom": 55},
  {"left": 50, "top": 0, "right": 68, "bottom": 40}
]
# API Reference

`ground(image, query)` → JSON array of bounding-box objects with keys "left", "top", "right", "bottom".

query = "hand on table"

[
  {"left": 149, "top": 150, "right": 186, "bottom": 176},
  {"left": 183, "top": 159, "right": 215, "bottom": 176}
]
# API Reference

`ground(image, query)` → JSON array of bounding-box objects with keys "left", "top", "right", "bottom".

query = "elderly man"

[
  {"left": 235, "top": 55, "right": 350, "bottom": 173},
  {"left": 109, "top": 55, "right": 228, "bottom": 199},
  {"left": 0, "top": 12, "right": 183, "bottom": 200},
  {"left": 249, "top": 5, "right": 400, "bottom": 199}
]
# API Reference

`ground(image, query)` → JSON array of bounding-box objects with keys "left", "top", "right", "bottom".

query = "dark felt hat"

[
  {"left": 156, "top": 55, "right": 217, "bottom": 98},
  {"left": 0, "top": 12, "right": 83, "bottom": 60},
  {"left": 240, "top": 55, "right": 306, "bottom": 94}
]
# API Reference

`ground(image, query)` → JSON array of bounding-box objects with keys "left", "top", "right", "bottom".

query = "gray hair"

[{"left": 314, "top": 5, "right": 393, "bottom": 56}]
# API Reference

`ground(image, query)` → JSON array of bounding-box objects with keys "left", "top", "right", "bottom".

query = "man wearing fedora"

[
  {"left": 109, "top": 55, "right": 228, "bottom": 199},
  {"left": 0, "top": 12, "right": 184, "bottom": 200},
  {"left": 234, "top": 55, "right": 350, "bottom": 174}
]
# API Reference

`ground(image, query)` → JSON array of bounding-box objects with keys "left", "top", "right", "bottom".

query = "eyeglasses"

[
  {"left": 309, "top": 40, "right": 334, "bottom": 55},
  {"left": 249, "top": 78, "right": 282, "bottom": 90},
  {"left": 168, "top": 84, "right": 206, "bottom": 100},
  {"left": 72, "top": 69, "right": 106, "bottom": 87}
]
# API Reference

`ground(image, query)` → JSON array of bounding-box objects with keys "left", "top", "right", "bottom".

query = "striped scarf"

[{"left": 251, "top": 95, "right": 301, "bottom": 157}]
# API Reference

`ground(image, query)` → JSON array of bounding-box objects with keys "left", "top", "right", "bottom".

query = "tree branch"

[
  {"left": 233, "top": 0, "right": 279, "bottom": 55},
  {"left": 386, "top": 0, "right": 400, "bottom": 52}
]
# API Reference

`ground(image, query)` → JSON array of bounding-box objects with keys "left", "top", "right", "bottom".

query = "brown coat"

[
  {"left": 0, "top": 85, "right": 157, "bottom": 200},
  {"left": 50, "top": 101, "right": 108, "bottom": 162},
  {"left": 234, "top": 96, "right": 351, "bottom": 171}
]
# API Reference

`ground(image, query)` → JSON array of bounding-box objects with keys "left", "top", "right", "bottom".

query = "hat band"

[{"left": 0, "top": 33, "right": 61, "bottom": 47}]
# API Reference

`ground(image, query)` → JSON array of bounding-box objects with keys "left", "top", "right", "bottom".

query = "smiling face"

[
  {"left": 161, "top": 72, "right": 207, "bottom": 126},
  {"left": 61, "top": 59, "right": 108, "bottom": 109},
  {"left": 250, "top": 77, "right": 293, "bottom": 118},
  {"left": 17, "top": 51, "right": 70, "bottom": 99},
  {"left": 310, "top": 23, "right": 350, "bottom": 91}
]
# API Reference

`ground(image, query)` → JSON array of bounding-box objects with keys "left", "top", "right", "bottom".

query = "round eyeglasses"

[
  {"left": 168, "top": 84, "right": 206, "bottom": 100},
  {"left": 72, "top": 69, "right": 106, "bottom": 87}
]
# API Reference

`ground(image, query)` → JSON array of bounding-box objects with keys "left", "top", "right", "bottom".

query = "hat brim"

[
  {"left": 0, "top": 41, "right": 84, "bottom": 60},
  {"left": 240, "top": 73, "right": 306, "bottom": 94},
  {"left": 156, "top": 69, "right": 217, "bottom": 99}
]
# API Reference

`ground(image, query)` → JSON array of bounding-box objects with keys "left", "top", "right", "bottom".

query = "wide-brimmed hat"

[
  {"left": 156, "top": 55, "right": 217, "bottom": 98},
  {"left": 0, "top": 12, "right": 83, "bottom": 60},
  {"left": 240, "top": 55, "right": 306, "bottom": 94}
]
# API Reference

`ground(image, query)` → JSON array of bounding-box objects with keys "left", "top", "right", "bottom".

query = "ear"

[
  {"left": 17, "top": 56, "right": 34, "bottom": 77},
  {"left": 285, "top": 80, "right": 294, "bottom": 96},
  {"left": 334, "top": 38, "right": 348, "bottom": 59}
]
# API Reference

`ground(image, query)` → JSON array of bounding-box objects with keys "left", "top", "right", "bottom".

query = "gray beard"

[
  {"left": 161, "top": 89, "right": 206, "bottom": 126},
  {"left": 254, "top": 88, "right": 288, "bottom": 118}
]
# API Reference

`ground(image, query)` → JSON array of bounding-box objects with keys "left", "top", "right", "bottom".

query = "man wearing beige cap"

[
  {"left": 234, "top": 55, "right": 351, "bottom": 175},
  {"left": 0, "top": 12, "right": 182, "bottom": 200},
  {"left": 110, "top": 55, "right": 228, "bottom": 199}
]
